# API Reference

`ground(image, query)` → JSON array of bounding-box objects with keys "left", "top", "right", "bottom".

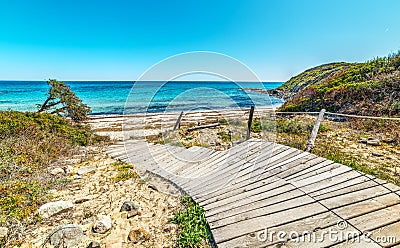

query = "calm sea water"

[{"left": 0, "top": 81, "right": 283, "bottom": 115}]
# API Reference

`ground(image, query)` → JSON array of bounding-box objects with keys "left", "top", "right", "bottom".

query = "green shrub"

[
  {"left": 0, "top": 110, "right": 108, "bottom": 223},
  {"left": 171, "top": 196, "right": 212, "bottom": 248}
]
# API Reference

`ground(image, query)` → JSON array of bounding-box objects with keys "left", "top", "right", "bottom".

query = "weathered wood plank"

[
  {"left": 348, "top": 204, "right": 400, "bottom": 232},
  {"left": 205, "top": 183, "right": 297, "bottom": 219},
  {"left": 322, "top": 185, "right": 391, "bottom": 210},
  {"left": 209, "top": 194, "right": 315, "bottom": 229},
  {"left": 369, "top": 220, "right": 400, "bottom": 247},
  {"left": 290, "top": 165, "right": 352, "bottom": 188},
  {"left": 195, "top": 155, "right": 325, "bottom": 204},
  {"left": 211, "top": 202, "right": 328, "bottom": 244},
  {"left": 334, "top": 193, "right": 400, "bottom": 220}
]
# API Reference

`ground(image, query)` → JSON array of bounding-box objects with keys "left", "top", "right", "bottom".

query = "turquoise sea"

[{"left": 0, "top": 81, "right": 283, "bottom": 115}]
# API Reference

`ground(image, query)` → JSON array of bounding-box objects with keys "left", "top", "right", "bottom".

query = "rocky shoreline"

[{"left": 240, "top": 88, "right": 293, "bottom": 101}]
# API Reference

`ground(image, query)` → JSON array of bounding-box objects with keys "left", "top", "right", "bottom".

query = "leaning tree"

[{"left": 37, "top": 79, "right": 91, "bottom": 122}]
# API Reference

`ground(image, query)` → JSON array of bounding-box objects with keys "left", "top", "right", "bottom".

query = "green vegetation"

[
  {"left": 112, "top": 161, "right": 138, "bottom": 182},
  {"left": 0, "top": 110, "right": 107, "bottom": 239},
  {"left": 37, "top": 79, "right": 91, "bottom": 122},
  {"left": 279, "top": 52, "right": 400, "bottom": 117},
  {"left": 171, "top": 196, "right": 213, "bottom": 248},
  {"left": 274, "top": 115, "right": 399, "bottom": 186},
  {"left": 251, "top": 119, "right": 262, "bottom": 133},
  {"left": 217, "top": 131, "right": 231, "bottom": 142},
  {"left": 279, "top": 62, "right": 350, "bottom": 92}
]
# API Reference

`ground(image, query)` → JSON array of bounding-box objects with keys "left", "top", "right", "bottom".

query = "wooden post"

[
  {"left": 306, "top": 109, "right": 326, "bottom": 152},
  {"left": 173, "top": 111, "right": 184, "bottom": 130},
  {"left": 246, "top": 106, "right": 255, "bottom": 140}
]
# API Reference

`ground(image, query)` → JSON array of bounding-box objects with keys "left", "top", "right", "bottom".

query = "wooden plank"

[
  {"left": 288, "top": 162, "right": 343, "bottom": 182},
  {"left": 330, "top": 238, "right": 382, "bottom": 248},
  {"left": 369, "top": 221, "right": 400, "bottom": 247},
  {"left": 270, "top": 223, "right": 361, "bottom": 248},
  {"left": 186, "top": 147, "right": 296, "bottom": 196},
  {"left": 217, "top": 211, "right": 341, "bottom": 248},
  {"left": 276, "top": 159, "right": 332, "bottom": 180},
  {"left": 182, "top": 144, "right": 286, "bottom": 193},
  {"left": 313, "top": 180, "right": 381, "bottom": 201},
  {"left": 209, "top": 194, "right": 316, "bottom": 229},
  {"left": 290, "top": 165, "right": 352, "bottom": 188},
  {"left": 306, "top": 173, "right": 373, "bottom": 197},
  {"left": 210, "top": 202, "right": 328, "bottom": 244},
  {"left": 322, "top": 186, "right": 392, "bottom": 210},
  {"left": 334, "top": 193, "right": 400, "bottom": 219},
  {"left": 204, "top": 183, "right": 297, "bottom": 218},
  {"left": 177, "top": 140, "right": 263, "bottom": 180},
  {"left": 348, "top": 204, "right": 400, "bottom": 232},
  {"left": 195, "top": 155, "right": 324, "bottom": 204}
]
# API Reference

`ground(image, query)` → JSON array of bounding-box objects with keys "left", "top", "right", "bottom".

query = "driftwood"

[{"left": 187, "top": 123, "right": 220, "bottom": 132}]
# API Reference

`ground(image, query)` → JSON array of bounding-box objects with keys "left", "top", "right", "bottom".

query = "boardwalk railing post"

[
  {"left": 246, "top": 106, "right": 255, "bottom": 140},
  {"left": 173, "top": 111, "right": 184, "bottom": 130},
  {"left": 306, "top": 109, "right": 326, "bottom": 152}
]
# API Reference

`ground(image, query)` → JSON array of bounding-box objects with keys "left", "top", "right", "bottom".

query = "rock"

[
  {"left": 74, "top": 198, "right": 90, "bottom": 204},
  {"left": 120, "top": 201, "right": 140, "bottom": 212},
  {"left": 105, "top": 239, "right": 123, "bottom": 248},
  {"left": 50, "top": 167, "right": 65, "bottom": 176},
  {"left": 38, "top": 201, "right": 73, "bottom": 218},
  {"left": 63, "top": 165, "right": 75, "bottom": 175},
  {"left": 127, "top": 210, "right": 139, "bottom": 219},
  {"left": 372, "top": 152, "right": 383, "bottom": 157},
  {"left": 77, "top": 166, "right": 97, "bottom": 175},
  {"left": 0, "top": 227, "right": 8, "bottom": 238},
  {"left": 128, "top": 228, "right": 150, "bottom": 243},
  {"left": 74, "top": 175, "right": 82, "bottom": 180},
  {"left": 163, "top": 223, "right": 178, "bottom": 232},
  {"left": 87, "top": 241, "right": 101, "bottom": 248},
  {"left": 358, "top": 138, "right": 367, "bottom": 144},
  {"left": 367, "top": 138, "right": 381, "bottom": 146},
  {"left": 148, "top": 184, "right": 158, "bottom": 191},
  {"left": 93, "top": 215, "right": 112, "bottom": 234},
  {"left": 49, "top": 224, "right": 83, "bottom": 248}
]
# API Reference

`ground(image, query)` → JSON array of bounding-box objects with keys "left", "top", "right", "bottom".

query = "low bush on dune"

[{"left": 0, "top": 110, "right": 107, "bottom": 244}]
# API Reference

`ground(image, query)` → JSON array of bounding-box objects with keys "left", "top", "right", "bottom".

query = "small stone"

[
  {"left": 64, "top": 165, "right": 75, "bottom": 175},
  {"left": 50, "top": 167, "right": 65, "bottom": 176},
  {"left": 105, "top": 239, "right": 123, "bottom": 248},
  {"left": 50, "top": 224, "right": 83, "bottom": 248},
  {"left": 74, "top": 198, "right": 90, "bottom": 204},
  {"left": 87, "top": 241, "right": 101, "bottom": 248},
  {"left": 358, "top": 138, "right": 367, "bottom": 144},
  {"left": 163, "top": 223, "right": 178, "bottom": 232},
  {"left": 93, "top": 215, "right": 112, "bottom": 234},
  {"left": 367, "top": 138, "right": 381, "bottom": 146},
  {"left": 38, "top": 201, "right": 73, "bottom": 219},
  {"left": 0, "top": 227, "right": 8, "bottom": 238},
  {"left": 372, "top": 152, "right": 383, "bottom": 157},
  {"left": 99, "top": 186, "right": 107, "bottom": 193},
  {"left": 128, "top": 228, "right": 150, "bottom": 243},
  {"left": 148, "top": 184, "right": 158, "bottom": 191},
  {"left": 77, "top": 166, "right": 97, "bottom": 175},
  {"left": 120, "top": 201, "right": 140, "bottom": 212},
  {"left": 127, "top": 210, "right": 138, "bottom": 219}
]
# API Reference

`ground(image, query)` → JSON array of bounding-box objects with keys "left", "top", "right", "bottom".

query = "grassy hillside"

[{"left": 279, "top": 53, "right": 400, "bottom": 117}]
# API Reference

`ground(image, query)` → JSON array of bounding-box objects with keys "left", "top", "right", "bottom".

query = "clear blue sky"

[{"left": 0, "top": 0, "right": 399, "bottom": 81}]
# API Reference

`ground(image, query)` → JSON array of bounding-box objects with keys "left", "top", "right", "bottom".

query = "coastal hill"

[{"left": 277, "top": 52, "right": 400, "bottom": 117}]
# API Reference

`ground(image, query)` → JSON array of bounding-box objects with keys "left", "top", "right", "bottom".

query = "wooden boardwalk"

[{"left": 108, "top": 139, "right": 400, "bottom": 247}]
